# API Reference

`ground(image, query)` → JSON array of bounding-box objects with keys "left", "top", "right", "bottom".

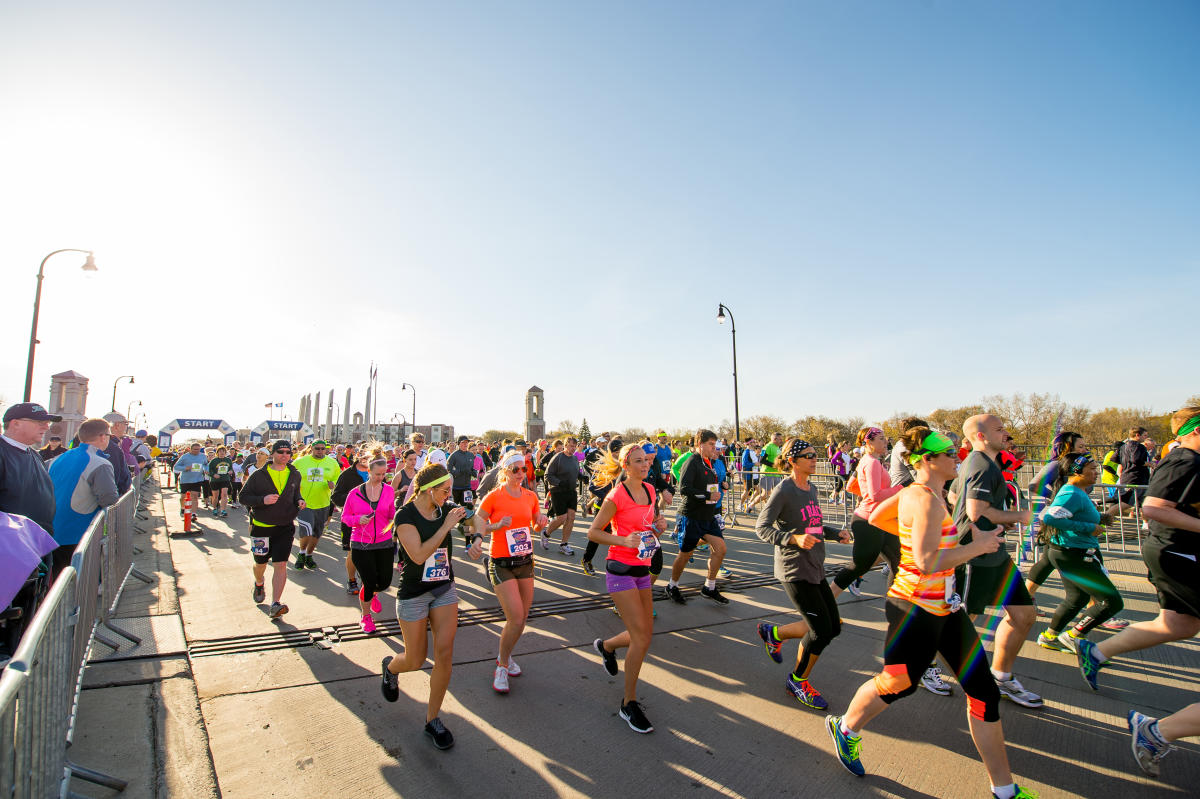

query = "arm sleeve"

[
  {"left": 864, "top": 458, "right": 902, "bottom": 504},
  {"left": 754, "top": 487, "right": 792, "bottom": 547},
  {"left": 679, "top": 457, "right": 707, "bottom": 500}
]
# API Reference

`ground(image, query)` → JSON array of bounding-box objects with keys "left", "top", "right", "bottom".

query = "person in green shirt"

[
  {"left": 207, "top": 446, "right": 235, "bottom": 517},
  {"left": 292, "top": 440, "right": 341, "bottom": 569}
]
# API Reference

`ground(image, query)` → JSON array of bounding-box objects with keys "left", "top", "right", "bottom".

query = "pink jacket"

[
  {"left": 853, "top": 454, "right": 902, "bottom": 520},
  {"left": 340, "top": 483, "right": 397, "bottom": 547}
]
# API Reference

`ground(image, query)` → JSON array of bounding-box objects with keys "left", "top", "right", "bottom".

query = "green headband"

[
  {"left": 418, "top": 473, "right": 451, "bottom": 493},
  {"left": 1178, "top": 416, "right": 1200, "bottom": 439},
  {"left": 908, "top": 431, "right": 955, "bottom": 466}
]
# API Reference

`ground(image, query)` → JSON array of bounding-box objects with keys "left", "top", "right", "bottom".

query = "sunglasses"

[
  {"left": 276, "top": 450, "right": 292, "bottom": 455},
  {"left": 507, "top": 466, "right": 525, "bottom": 473},
  {"left": 794, "top": 452, "right": 818, "bottom": 460}
]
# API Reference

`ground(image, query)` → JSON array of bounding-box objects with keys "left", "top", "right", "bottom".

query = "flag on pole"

[
  {"left": 370, "top": 363, "right": 377, "bottom": 382},
  {"left": 264, "top": 402, "right": 272, "bottom": 408},
  {"left": 275, "top": 402, "right": 284, "bottom": 408}
]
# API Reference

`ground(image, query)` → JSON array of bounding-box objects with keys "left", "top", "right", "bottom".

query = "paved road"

[{"left": 69, "top": 477, "right": 1198, "bottom": 797}]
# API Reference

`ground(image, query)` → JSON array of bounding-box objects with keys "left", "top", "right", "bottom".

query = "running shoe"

[
  {"left": 756, "top": 622, "right": 783, "bottom": 664},
  {"left": 700, "top": 586, "right": 729, "bottom": 605},
  {"left": 347, "top": 579, "right": 359, "bottom": 595},
  {"left": 212, "top": 507, "right": 220, "bottom": 517},
  {"left": 581, "top": 560, "right": 596, "bottom": 577},
  {"left": 559, "top": 543, "right": 575, "bottom": 557},
  {"left": 880, "top": 562, "right": 891, "bottom": 581},
  {"left": 920, "top": 666, "right": 952, "bottom": 696},
  {"left": 381, "top": 657, "right": 399, "bottom": 702},
  {"left": 424, "top": 717, "right": 454, "bottom": 750},
  {"left": 1128, "top": 710, "right": 1173, "bottom": 777},
  {"left": 361, "top": 614, "right": 376, "bottom": 634},
  {"left": 506, "top": 658, "right": 521, "bottom": 677},
  {"left": 1057, "top": 629, "right": 1083, "bottom": 654},
  {"left": 493, "top": 664, "right": 510, "bottom": 693},
  {"left": 847, "top": 579, "right": 864, "bottom": 598},
  {"left": 252, "top": 583, "right": 265, "bottom": 604},
  {"left": 594, "top": 638, "right": 618, "bottom": 676},
  {"left": 619, "top": 700, "right": 653, "bottom": 733},
  {"left": 370, "top": 594, "right": 382, "bottom": 614},
  {"left": 825, "top": 715, "right": 865, "bottom": 777},
  {"left": 666, "top": 585, "right": 687, "bottom": 605},
  {"left": 1101, "top": 617, "right": 1131, "bottom": 631},
  {"left": 268, "top": 602, "right": 288, "bottom": 620},
  {"left": 1037, "top": 630, "right": 1068, "bottom": 652},
  {"left": 305, "top": 554, "right": 318, "bottom": 570},
  {"left": 996, "top": 676, "right": 1043, "bottom": 708},
  {"left": 1075, "top": 638, "right": 1104, "bottom": 691},
  {"left": 541, "top": 532, "right": 550, "bottom": 551},
  {"left": 293, "top": 553, "right": 306, "bottom": 570},
  {"left": 993, "top": 787, "right": 1039, "bottom": 798},
  {"left": 718, "top": 567, "right": 734, "bottom": 579},
  {"left": 696, "top": 542, "right": 711, "bottom": 554},
  {"left": 785, "top": 675, "right": 829, "bottom": 710}
]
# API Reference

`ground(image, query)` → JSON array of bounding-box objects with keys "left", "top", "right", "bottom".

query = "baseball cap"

[
  {"left": 3, "top": 402, "right": 62, "bottom": 424},
  {"left": 428, "top": 449, "right": 448, "bottom": 466},
  {"left": 457, "top": 435, "right": 469, "bottom": 443},
  {"left": 135, "top": 429, "right": 148, "bottom": 437},
  {"left": 515, "top": 439, "right": 527, "bottom": 447},
  {"left": 102, "top": 412, "right": 128, "bottom": 424},
  {"left": 641, "top": 442, "right": 657, "bottom": 455},
  {"left": 383, "top": 444, "right": 394, "bottom": 452},
  {"left": 257, "top": 447, "right": 270, "bottom": 455}
]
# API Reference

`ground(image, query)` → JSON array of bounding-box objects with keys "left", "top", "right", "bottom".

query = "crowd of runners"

[{"left": 147, "top": 406, "right": 1200, "bottom": 796}]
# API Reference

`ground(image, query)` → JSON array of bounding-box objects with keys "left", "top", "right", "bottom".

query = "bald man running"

[{"left": 949, "top": 414, "right": 1042, "bottom": 709}]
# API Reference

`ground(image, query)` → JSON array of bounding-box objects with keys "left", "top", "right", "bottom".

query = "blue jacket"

[{"left": 48, "top": 444, "right": 119, "bottom": 546}]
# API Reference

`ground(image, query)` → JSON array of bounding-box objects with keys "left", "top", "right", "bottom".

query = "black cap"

[
  {"left": 272, "top": 439, "right": 293, "bottom": 453},
  {"left": 457, "top": 435, "right": 470, "bottom": 443},
  {"left": 3, "top": 402, "right": 62, "bottom": 424},
  {"left": 608, "top": 437, "right": 624, "bottom": 454},
  {"left": 515, "top": 439, "right": 527, "bottom": 446}
]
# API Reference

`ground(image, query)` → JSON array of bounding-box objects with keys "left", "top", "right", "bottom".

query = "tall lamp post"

[
  {"left": 24, "top": 249, "right": 98, "bottom": 401},
  {"left": 111, "top": 375, "right": 135, "bottom": 412},
  {"left": 401, "top": 383, "right": 416, "bottom": 434},
  {"left": 390, "top": 413, "right": 407, "bottom": 443},
  {"left": 716, "top": 304, "right": 740, "bottom": 447},
  {"left": 127, "top": 399, "right": 142, "bottom": 421}
]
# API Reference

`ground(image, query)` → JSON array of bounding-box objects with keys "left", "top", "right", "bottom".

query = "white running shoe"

[
  {"left": 996, "top": 675, "right": 1043, "bottom": 708},
  {"left": 506, "top": 658, "right": 521, "bottom": 677},
  {"left": 920, "top": 666, "right": 952, "bottom": 696},
  {"left": 492, "top": 664, "right": 510, "bottom": 694},
  {"left": 559, "top": 543, "right": 575, "bottom": 556}
]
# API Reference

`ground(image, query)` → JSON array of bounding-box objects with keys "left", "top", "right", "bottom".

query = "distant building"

[{"left": 525, "top": 386, "right": 545, "bottom": 443}]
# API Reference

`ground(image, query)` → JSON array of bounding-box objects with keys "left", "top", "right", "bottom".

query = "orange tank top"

[{"left": 887, "top": 484, "right": 960, "bottom": 616}]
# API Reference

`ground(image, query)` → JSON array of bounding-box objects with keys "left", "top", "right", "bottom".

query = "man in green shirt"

[
  {"left": 207, "top": 446, "right": 235, "bottom": 517},
  {"left": 292, "top": 440, "right": 340, "bottom": 569},
  {"left": 758, "top": 432, "right": 784, "bottom": 493}
]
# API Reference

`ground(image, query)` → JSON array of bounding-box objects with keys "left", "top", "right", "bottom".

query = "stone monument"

[
  {"left": 48, "top": 370, "right": 89, "bottom": 442},
  {"left": 525, "top": 386, "right": 545, "bottom": 443}
]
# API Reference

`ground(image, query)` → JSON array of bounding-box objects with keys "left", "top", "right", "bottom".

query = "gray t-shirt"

[
  {"left": 889, "top": 444, "right": 915, "bottom": 488},
  {"left": 951, "top": 450, "right": 1009, "bottom": 567},
  {"left": 755, "top": 477, "right": 837, "bottom": 584}
]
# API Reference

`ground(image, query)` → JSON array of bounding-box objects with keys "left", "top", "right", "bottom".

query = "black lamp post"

[
  {"left": 112, "top": 375, "right": 134, "bottom": 412},
  {"left": 717, "top": 304, "right": 740, "bottom": 448},
  {"left": 23, "top": 249, "right": 97, "bottom": 401},
  {"left": 401, "top": 383, "right": 416, "bottom": 433}
]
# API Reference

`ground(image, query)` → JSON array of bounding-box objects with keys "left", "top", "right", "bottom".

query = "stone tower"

[
  {"left": 525, "top": 386, "right": 545, "bottom": 442},
  {"left": 48, "top": 370, "right": 89, "bottom": 443}
]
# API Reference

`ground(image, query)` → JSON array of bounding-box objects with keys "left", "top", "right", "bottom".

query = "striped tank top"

[{"left": 888, "top": 484, "right": 960, "bottom": 616}]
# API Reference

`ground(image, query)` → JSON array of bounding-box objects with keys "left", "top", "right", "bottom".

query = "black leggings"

[
  {"left": 230, "top": 481, "right": 242, "bottom": 503},
  {"left": 1027, "top": 550, "right": 1054, "bottom": 586},
  {"left": 781, "top": 579, "right": 841, "bottom": 676},
  {"left": 877, "top": 598, "right": 1000, "bottom": 722},
  {"left": 832, "top": 517, "right": 901, "bottom": 590},
  {"left": 1047, "top": 545, "right": 1123, "bottom": 634},
  {"left": 351, "top": 546, "right": 396, "bottom": 603}
]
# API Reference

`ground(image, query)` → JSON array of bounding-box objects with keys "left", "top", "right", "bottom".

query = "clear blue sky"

[{"left": 1, "top": 1, "right": 1196, "bottom": 436}]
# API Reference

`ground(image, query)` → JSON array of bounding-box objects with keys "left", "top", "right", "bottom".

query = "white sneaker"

[
  {"left": 506, "top": 658, "right": 521, "bottom": 677},
  {"left": 996, "top": 675, "right": 1043, "bottom": 708},
  {"left": 492, "top": 664, "right": 510, "bottom": 693},
  {"left": 540, "top": 533, "right": 550, "bottom": 551},
  {"left": 920, "top": 666, "right": 952, "bottom": 696},
  {"left": 847, "top": 579, "right": 863, "bottom": 598},
  {"left": 559, "top": 543, "right": 575, "bottom": 556}
]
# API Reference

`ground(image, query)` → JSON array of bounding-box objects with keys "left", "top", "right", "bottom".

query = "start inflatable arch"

[
  {"left": 158, "top": 418, "right": 237, "bottom": 449},
  {"left": 249, "top": 420, "right": 314, "bottom": 445}
]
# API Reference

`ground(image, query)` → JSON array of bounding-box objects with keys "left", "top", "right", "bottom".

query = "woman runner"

[
  {"left": 340, "top": 457, "right": 397, "bottom": 633},
  {"left": 475, "top": 450, "right": 548, "bottom": 693},
  {"left": 587, "top": 443, "right": 666, "bottom": 733},
  {"left": 827, "top": 427, "right": 1035, "bottom": 799},
  {"left": 380, "top": 463, "right": 482, "bottom": 750},
  {"left": 754, "top": 439, "right": 851, "bottom": 710}
]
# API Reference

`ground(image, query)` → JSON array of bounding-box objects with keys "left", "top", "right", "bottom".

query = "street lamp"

[
  {"left": 716, "top": 304, "right": 740, "bottom": 447},
  {"left": 111, "top": 375, "right": 135, "bottom": 412},
  {"left": 127, "top": 399, "right": 142, "bottom": 421},
  {"left": 401, "top": 383, "right": 416, "bottom": 432},
  {"left": 23, "top": 249, "right": 98, "bottom": 401}
]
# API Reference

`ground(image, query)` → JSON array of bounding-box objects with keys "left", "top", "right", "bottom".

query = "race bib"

[
  {"left": 662, "top": 459, "right": 671, "bottom": 473},
  {"left": 463, "top": 490, "right": 474, "bottom": 504},
  {"left": 421, "top": 548, "right": 450, "bottom": 582},
  {"left": 308, "top": 467, "right": 323, "bottom": 480},
  {"left": 189, "top": 463, "right": 203, "bottom": 472},
  {"left": 505, "top": 526, "right": 533, "bottom": 557},
  {"left": 715, "top": 515, "right": 726, "bottom": 531},
  {"left": 945, "top": 573, "right": 962, "bottom": 613},
  {"left": 217, "top": 464, "right": 229, "bottom": 475},
  {"left": 636, "top": 531, "right": 660, "bottom": 560},
  {"left": 706, "top": 483, "right": 719, "bottom": 504},
  {"left": 251, "top": 537, "right": 269, "bottom": 557}
]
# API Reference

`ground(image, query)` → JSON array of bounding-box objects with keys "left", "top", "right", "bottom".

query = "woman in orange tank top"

[{"left": 825, "top": 427, "right": 1037, "bottom": 799}]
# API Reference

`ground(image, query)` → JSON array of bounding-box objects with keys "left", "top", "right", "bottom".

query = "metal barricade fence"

[{"left": 0, "top": 568, "right": 78, "bottom": 799}]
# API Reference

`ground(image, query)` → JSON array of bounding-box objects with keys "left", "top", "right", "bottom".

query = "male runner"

[
  {"left": 292, "top": 440, "right": 339, "bottom": 569},
  {"left": 543, "top": 436, "right": 581, "bottom": 555},
  {"left": 666, "top": 429, "right": 730, "bottom": 605},
  {"left": 241, "top": 440, "right": 304, "bottom": 618}
]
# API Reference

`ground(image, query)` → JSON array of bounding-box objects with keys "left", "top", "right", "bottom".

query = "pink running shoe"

[
  {"left": 361, "top": 614, "right": 376, "bottom": 634},
  {"left": 370, "top": 594, "right": 382, "bottom": 614}
]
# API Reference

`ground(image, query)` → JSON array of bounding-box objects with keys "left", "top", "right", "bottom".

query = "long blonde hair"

[{"left": 591, "top": 443, "right": 641, "bottom": 489}]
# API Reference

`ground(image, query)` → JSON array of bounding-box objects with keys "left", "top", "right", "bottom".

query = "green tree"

[
  {"left": 740, "top": 414, "right": 788, "bottom": 444},
  {"left": 481, "top": 429, "right": 522, "bottom": 444},
  {"left": 550, "top": 419, "right": 576, "bottom": 438},
  {"left": 577, "top": 418, "right": 592, "bottom": 443}
]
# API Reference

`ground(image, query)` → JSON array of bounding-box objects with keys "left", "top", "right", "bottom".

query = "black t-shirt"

[
  {"left": 393, "top": 502, "right": 454, "bottom": 599},
  {"left": 1146, "top": 446, "right": 1200, "bottom": 548},
  {"left": 209, "top": 457, "right": 234, "bottom": 482},
  {"left": 951, "top": 450, "right": 1009, "bottom": 566}
]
